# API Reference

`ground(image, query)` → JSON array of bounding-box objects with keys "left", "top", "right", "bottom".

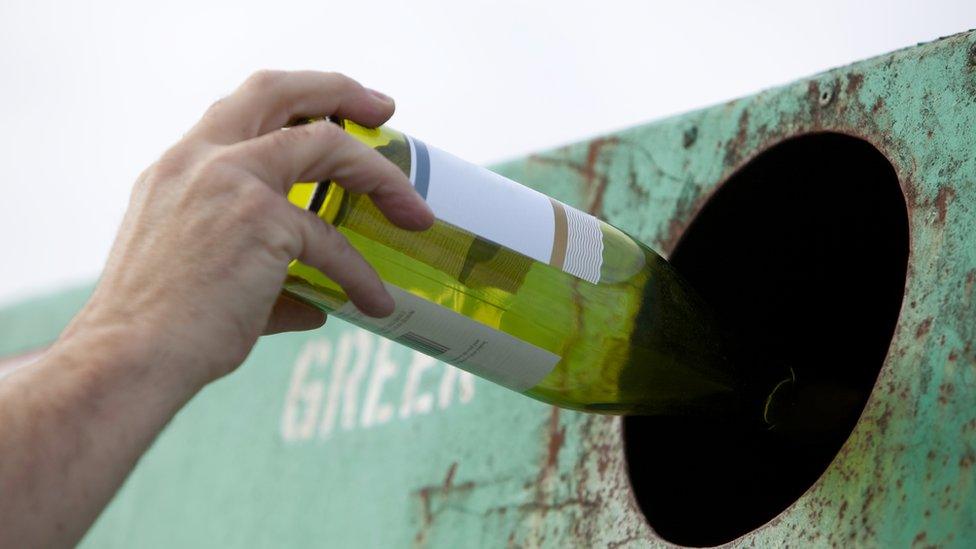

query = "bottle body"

[{"left": 283, "top": 121, "right": 780, "bottom": 418}]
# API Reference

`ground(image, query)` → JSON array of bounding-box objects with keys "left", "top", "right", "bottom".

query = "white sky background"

[{"left": 0, "top": 0, "right": 973, "bottom": 307}]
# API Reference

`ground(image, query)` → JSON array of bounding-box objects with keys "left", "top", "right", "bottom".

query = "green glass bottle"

[{"left": 282, "top": 119, "right": 791, "bottom": 421}]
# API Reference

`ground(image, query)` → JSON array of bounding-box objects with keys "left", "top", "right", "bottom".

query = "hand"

[
  {"left": 0, "top": 70, "right": 437, "bottom": 549},
  {"left": 63, "top": 70, "right": 434, "bottom": 389}
]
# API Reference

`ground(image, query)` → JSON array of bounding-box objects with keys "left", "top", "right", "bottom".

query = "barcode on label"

[{"left": 396, "top": 331, "right": 450, "bottom": 356}]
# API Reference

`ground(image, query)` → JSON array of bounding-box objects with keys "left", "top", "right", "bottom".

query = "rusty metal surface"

[
  {"left": 493, "top": 30, "right": 976, "bottom": 547},
  {"left": 1, "top": 30, "right": 973, "bottom": 549}
]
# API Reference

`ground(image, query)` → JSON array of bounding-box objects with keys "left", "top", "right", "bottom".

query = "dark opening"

[{"left": 623, "top": 133, "right": 909, "bottom": 546}]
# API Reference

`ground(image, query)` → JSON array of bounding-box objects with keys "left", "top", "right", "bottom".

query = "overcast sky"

[{"left": 1, "top": 0, "right": 974, "bottom": 307}]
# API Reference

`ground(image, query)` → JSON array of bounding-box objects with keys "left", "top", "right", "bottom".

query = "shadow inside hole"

[{"left": 623, "top": 133, "right": 909, "bottom": 547}]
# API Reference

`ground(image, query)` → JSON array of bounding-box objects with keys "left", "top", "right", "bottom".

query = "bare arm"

[{"left": 0, "top": 70, "right": 433, "bottom": 548}]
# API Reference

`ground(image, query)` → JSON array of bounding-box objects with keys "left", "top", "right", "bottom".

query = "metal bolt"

[{"left": 819, "top": 87, "right": 834, "bottom": 107}]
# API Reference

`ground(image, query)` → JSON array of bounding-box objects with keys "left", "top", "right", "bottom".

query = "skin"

[{"left": 0, "top": 70, "right": 434, "bottom": 548}]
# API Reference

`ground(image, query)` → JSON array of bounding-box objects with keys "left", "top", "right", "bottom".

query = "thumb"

[{"left": 263, "top": 294, "right": 327, "bottom": 335}]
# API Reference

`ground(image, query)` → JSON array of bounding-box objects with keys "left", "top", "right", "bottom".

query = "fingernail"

[
  {"left": 375, "top": 290, "right": 396, "bottom": 318},
  {"left": 367, "top": 88, "right": 394, "bottom": 104},
  {"left": 417, "top": 199, "right": 435, "bottom": 228}
]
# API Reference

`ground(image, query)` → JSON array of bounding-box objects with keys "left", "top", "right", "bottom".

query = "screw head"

[{"left": 818, "top": 87, "right": 834, "bottom": 107}]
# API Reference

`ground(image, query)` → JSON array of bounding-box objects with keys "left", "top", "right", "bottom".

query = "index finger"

[
  {"left": 191, "top": 71, "right": 395, "bottom": 145},
  {"left": 230, "top": 119, "right": 434, "bottom": 231}
]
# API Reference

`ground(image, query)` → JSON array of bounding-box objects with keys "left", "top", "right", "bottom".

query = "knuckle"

[
  {"left": 325, "top": 71, "right": 356, "bottom": 89},
  {"left": 197, "top": 150, "right": 236, "bottom": 179},
  {"left": 206, "top": 146, "right": 241, "bottom": 167},
  {"left": 294, "top": 207, "right": 322, "bottom": 231},
  {"left": 275, "top": 119, "right": 342, "bottom": 149},
  {"left": 202, "top": 96, "right": 228, "bottom": 119},
  {"left": 301, "top": 210, "right": 339, "bottom": 246},
  {"left": 268, "top": 124, "right": 311, "bottom": 149},
  {"left": 139, "top": 143, "right": 205, "bottom": 191},
  {"left": 309, "top": 118, "right": 344, "bottom": 143},
  {"left": 148, "top": 147, "right": 191, "bottom": 181},
  {"left": 244, "top": 69, "right": 285, "bottom": 92},
  {"left": 230, "top": 186, "right": 284, "bottom": 249},
  {"left": 258, "top": 220, "right": 298, "bottom": 262},
  {"left": 189, "top": 152, "right": 241, "bottom": 193},
  {"left": 273, "top": 209, "right": 316, "bottom": 259},
  {"left": 324, "top": 224, "right": 355, "bottom": 258},
  {"left": 236, "top": 183, "right": 276, "bottom": 219}
]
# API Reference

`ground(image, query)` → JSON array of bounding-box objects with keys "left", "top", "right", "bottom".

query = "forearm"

[{"left": 0, "top": 319, "right": 203, "bottom": 548}]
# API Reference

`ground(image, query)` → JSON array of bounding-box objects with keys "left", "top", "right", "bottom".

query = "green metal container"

[{"left": 2, "top": 30, "right": 974, "bottom": 547}]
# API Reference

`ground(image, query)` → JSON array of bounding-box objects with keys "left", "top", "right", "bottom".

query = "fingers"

[
  {"left": 192, "top": 71, "right": 395, "bottom": 145},
  {"left": 231, "top": 120, "right": 434, "bottom": 231},
  {"left": 285, "top": 205, "right": 395, "bottom": 318},
  {"left": 264, "top": 294, "right": 327, "bottom": 335}
]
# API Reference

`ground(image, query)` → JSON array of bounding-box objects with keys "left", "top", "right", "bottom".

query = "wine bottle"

[{"left": 282, "top": 119, "right": 792, "bottom": 420}]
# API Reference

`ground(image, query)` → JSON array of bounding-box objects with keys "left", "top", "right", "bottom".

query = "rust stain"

[
  {"left": 583, "top": 137, "right": 620, "bottom": 217},
  {"left": 807, "top": 80, "right": 821, "bottom": 103},
  {"left": 443, "top": 462, "right": 458, "bottom": 492},
  {"left": 847, "top": 72, "right": 865, "bottom": 95},
  {"left": 596, "top": 447, "right": 611, "bottom": 477},
  {"left": 934, "top": 186, "right": 956, "bottom": 225},
  {"left": 516, "top": 498, "right": 599, "bottom": 513},
  {"left": 415, "top": 486, "right": 433, "bottom": 544},
  {"left": 606, "top": 533, "right": 644, "bottom": 548},
  {"left": 872, "top": 97, "right": 885, "bottom": 114},
  {"left": 938, "top": 382, "right": 955, "bottom": 405},
  {"left": 411, "top": 463, "right": 478, "bottom": 545},
  {"left": 916, "top": 317, "right": 933, "bottom": 339},
  {"left": 723, "top": 108, "right": 751, "bottom": 167},
  {"left": 524, "top": 407, "right": 568, "bottom": 525},
  {"left": 657, "top": 191, "right": 711, "bottom": 255},
  {"left": 545, "top": 407, "right": 566, "bottom": 471},
  {"left": 960, "top": 450, "right": 975, "bottom": 469},
  {"left": 626, "top": 167, "right": 650, "bottom": 202},
  {"left": 877, "top": 407, "right": 894, "bottom": 431},
  {"left": 525, "top": 136, "right": 619, "bottom": 218}
]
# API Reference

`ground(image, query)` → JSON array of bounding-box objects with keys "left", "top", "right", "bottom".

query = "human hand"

[{"left": 63, "top": 70, "right": 434, "bottom": 389}]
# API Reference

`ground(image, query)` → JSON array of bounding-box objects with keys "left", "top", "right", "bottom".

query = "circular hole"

[{"left": 623, "top": 133, "right": 909, "bottom": 546}]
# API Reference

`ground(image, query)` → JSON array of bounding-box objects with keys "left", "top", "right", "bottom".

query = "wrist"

[{"left": 54, "top": 305, "right": 211, "bottom": 402}]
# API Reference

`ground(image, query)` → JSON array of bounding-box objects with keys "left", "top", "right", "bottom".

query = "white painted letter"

[
  {"left": 400, "top": 351, "right": 438, "bottom": 418},
  {"left": 281, "top": 340, "right": 331, "bottom": 442},
  {"left": 319, "top": 331, "right": 373, "bottom": 438},
  {"left": 439, "top": 366, "right": 477, "bottom": 409},
  {"left": 361, "top": 340, "right": 399, "bottom": 427}
]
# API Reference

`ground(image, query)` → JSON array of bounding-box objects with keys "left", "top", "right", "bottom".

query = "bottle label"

[
  {"left": 406, "top": 135, "right": 605, "bottom": 284},
  {"left": 331, "top": 283, "right": 559, "bottom": 392}
]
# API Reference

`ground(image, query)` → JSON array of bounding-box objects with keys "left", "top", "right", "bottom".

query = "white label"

[
  {"left": 406, "top": 135, "right": 604, "bottom": 284},
  {"left": 331, "top": 284, "right": 559, "bottom": 392}
]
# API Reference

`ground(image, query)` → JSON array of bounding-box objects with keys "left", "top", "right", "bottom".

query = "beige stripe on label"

[{"left": 548, "top": 198, "right": 568, "bottom": 269}]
